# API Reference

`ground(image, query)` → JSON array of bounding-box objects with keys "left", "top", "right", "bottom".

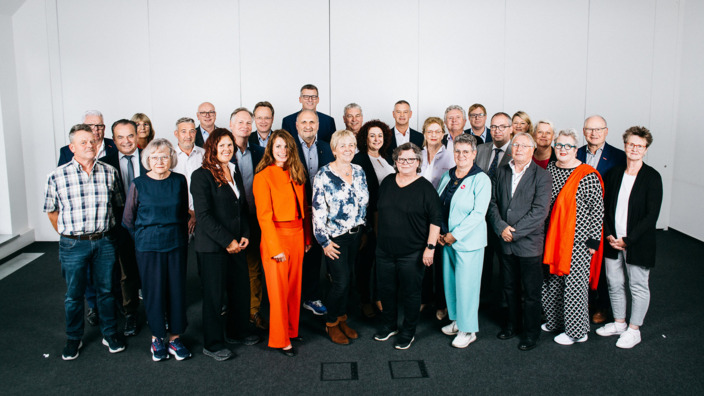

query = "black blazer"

[
  {"left": 464, "top": 127, "right": 491, "bottom": 144},
  {"left": 194, "top": 125, "right": 218, "bottom": 148},
  {"left": 248, "top": 131, "right": 269, "bottom": 148},
  {"left": 352, "top": 151, "right": 393, "bottom": 218},
  {"left": 282, "top": 111, "right": 337, "bottom": 143},
  {"left": 388, "top": 127, "right": 424, "bottom": 152},
  {"left": 487, "top": 163, "right": 552, "bottom": 257},
  {"left": 603, "top": 163, "right": 663, "bottom": 268},
  {"left": 190, "top": 166, "right": 250, "bottom": 253},
  {"left": 296, "top": 139, "right": 334, "bottom": 204},
  {"left": 441, "top": 131, "right": 483, "bottom": 147},
  {"left": 58, "top": 138, "right": 117, "bottom": 166}
]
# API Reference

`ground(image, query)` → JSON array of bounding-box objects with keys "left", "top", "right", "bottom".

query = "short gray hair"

[
  {"left": 534, "top": 120, "right": 555, "bottom": 134},
  {"left": 554, "top": 129, "right": 579, "bottom": 146},
  {"left": 344, "top": 103, "right": 362, "bottom": 115},
  {"left": 453, "top": 133, "right": 478, "bottom": 151},
  {"left": 83, "top": 110, "right": 103, "bottom": 121},
  {"left": 142, "top": 138, "right": 178, "bottom": 170},
  {"left": 444, "top": 104, "right": 466, "bottom": 120},
  {"left": 392, "top": 142, "right": 422, "bottom": 174},
  {"left": 511, "top": 132, "right": 537, "bottom": 148},
  {"left": 69, "top": 124, "right": 93, "bottom": 143},
  {"left": 175, "top": 117, "right": 195, "bottom": 127},
  {"left": 230, "top": 107, "right": 253, "bottom": 120}
]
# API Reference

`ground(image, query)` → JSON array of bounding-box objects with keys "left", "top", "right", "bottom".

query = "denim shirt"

[{"left": 312, "top": 164, "right": 369, "bottom": 247}]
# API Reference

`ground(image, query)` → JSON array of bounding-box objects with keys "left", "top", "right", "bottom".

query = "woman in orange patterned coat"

[{"left": 253, "top": 130, "right": 311, "bottom": 357}]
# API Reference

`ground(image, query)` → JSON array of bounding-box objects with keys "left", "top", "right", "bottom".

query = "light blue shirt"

[
  {"left": 235, "top": 145, "right": 255, "bottom": 214},
  {"left": 299, "top": 136, "right": 319, "bottom": 186}
]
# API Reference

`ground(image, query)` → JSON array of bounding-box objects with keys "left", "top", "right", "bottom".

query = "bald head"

[{"left": 197, "top": 102, "right": 216, "bottom": 132}]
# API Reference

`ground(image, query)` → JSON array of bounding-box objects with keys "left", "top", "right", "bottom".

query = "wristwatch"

[{"left": 427, "top": 244, "right": 436, "bottom": 250}]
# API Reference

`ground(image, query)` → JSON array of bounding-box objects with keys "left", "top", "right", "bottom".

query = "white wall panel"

[
  {"left": 418, "top": 0, "right": 504, "bottom": 126},
  {"left": 504, "top": 0, "right": 589, "bottom": 131},
  {"left": 331, "top": 0, "right": 418, "bottom": 130},
  {"left": 148, "top": 0, "right": 239, "bottom": 139},
  {"left": 56, "top": 0, "right": 151, "bottom": 137},
  {"left": 240, "top": 0, "right": 329, "bottom": 130}
]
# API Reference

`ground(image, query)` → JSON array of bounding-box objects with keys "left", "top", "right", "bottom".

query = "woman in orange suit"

[{"left": 253, "top": 129, "right": 311, "bottom": 357}]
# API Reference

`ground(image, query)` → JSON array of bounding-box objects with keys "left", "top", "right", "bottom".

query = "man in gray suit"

[
  {"left": 487, "top": 132, "right": 552, "bottom": 351},
  {"left": 475, "top": 112, "right": 513, "bottom": 305}
]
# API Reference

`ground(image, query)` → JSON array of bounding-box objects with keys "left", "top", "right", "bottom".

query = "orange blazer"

[{"left": 253, "top": 164, "right": 311, "bottom": 255}]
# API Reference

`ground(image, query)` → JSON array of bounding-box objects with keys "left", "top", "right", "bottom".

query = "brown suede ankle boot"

[
  {"left": 338, "top": 315, "right": 358, "bottom": 339},
  {"left": 326, "top": 319, "right": 349, "bottom": 345}
]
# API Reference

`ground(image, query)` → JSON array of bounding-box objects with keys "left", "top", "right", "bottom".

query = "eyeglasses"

[
  {"left": 468, "top": 113, "right": 486, "bottom": 119},
  {"left": 396, "top": 158, "right": 418, "bottom": 164},
  {"left": 301, "top": 95, "right": 319, "bottom": 100},
  {"left": 454, "top": 149, "right": 473, "bottom": 156},
  {"left": 87, "top": 124, "right": 106, "bottom": 130},
  {"left": 198, "top": 111, "right": 216, "bottom": 116},
  {"left": 425, "top": 129, "right": 444, "bottom": 135},
  {"left": 489, "top": 124, "right": 510, "bottom": 132},
  {"left": 584, "top": 127, "right": 606, "bottom": 134},
  {"left": 149, "top": 155, "right": 170, "bottom": 163},
  {"left": 626, "top": 143, "right": 647, "bottom": 151},
  {"left": 511, "top": 143, "right": 533, "bottom": 150},
  {"left": 255, "top": 116, "right": 272, "bottom": 121},
  {"left": 554, "top": 143, "right": 577, "bottom": 150}
]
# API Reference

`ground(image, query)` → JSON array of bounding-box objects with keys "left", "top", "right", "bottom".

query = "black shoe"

[
  {"left": 123, "top": 314, "right": 138, "bottom": 337},
  {"left": 102, "top": 334, "right": 126, "bottom": 353},
  {"left": 203, "top": 347, "right": 233, "bottom": 361},
  {"left": 394, "top": 335, "right": 415, "bottom": 350},
  {"left": 86, "top": 308, "right": 98, "bottom": 327},
  {"left": 518, "top": 338, "right": 537, "bottom": 351},
  {"left": 497, "top": 328, "right": 517, "bottom": 340},
  {"left": 290, "top": 336, "right": 304, "bottom": 342},
  {"left": 225, "top": 334, "right": 261, "bottom": 346},
  {"left": 62, "top": 339, "right": 83, "bottom": 360},
  {"left": 278, "top": 346, "right": 297, "bottom": 357},
  {"left": 373, "top": 328, "right": 399, "bottom": 341}
]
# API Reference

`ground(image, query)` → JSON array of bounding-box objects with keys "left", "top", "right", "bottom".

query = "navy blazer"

[
  {"left": 296, "top": 138, "right": 334, "bottom": 204},
  {"left": 442, "top": 131, "right": 483, "bottom": 147},
  {"left": 190, "top": 166, "right": 250, "bottom": 253},
  {"left": 99, "top": 149, "right": 147, "bottom": 243},
  {"left": 194, "top": 125, "right": 219, "bottom": 148},
  {"left": 602, "top": 163, "right": 663, "bottom": 268},
  {"left": 576, "top": 142, "right": 626, "bottom": 177},
  {"left": 388, "top": 127, "right": 424, "bottom": 152},
  {"left": 58, "top": 138, "right": 117, "bottom": 166},
  {"left": 282, "top": 111, "right": 337, "bottom": 143},
  {"left": 248, "top": 131, "right": 270, "bottom": 148},
  {"left": 464, "top": 127, "right": 491, "bottom": 144},
  {"left": 487, "top": 163, "right": 552, "bottom": 257}
]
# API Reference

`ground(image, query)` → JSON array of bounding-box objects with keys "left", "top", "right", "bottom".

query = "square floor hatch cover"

[
  {"left": 320, "top": 362, "right": 359, "bottom": 381},
  {"left": 388, "top": 360, "right": 429, "bottom": 379}
]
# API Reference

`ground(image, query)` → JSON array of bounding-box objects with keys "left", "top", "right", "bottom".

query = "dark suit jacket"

[
  {"left": 475, "top": 141, "right": 513, "bottom": 175},
  {"left": 464, "top": 127, "right": 491, "bottom": 144},
  {"left": 99, "top": 149, "right": 147, "bottom": 244},
  {"left": 58, "top": 138, "right": 117, "bottom": 166},
  {"left": 576, "top": 142, "right": 626, "bottom": 177},
  {"left": 442, "top": 131, "right": 483, "bottom": 147},
  {"left": 190, "top": 166, "right": 250, "bottom": 253},
  {"left": 296, "top": 139, "right": 334, "bottom": 204},
  {"left": 602, "top": 163, "right": 663, "bottom": 268},
  {"left": 352, "top": 151, "right": 393, "bottom": 217},
  {"left": 282, "top": 111, "right": 337, "bottom": 143},
  {"left": 248, "top": 131, "right": 270, "bottom": 148},
  {"left": 388, "top": 127, "right": 424, "bottom": 152},
  {"left": 194, "top": 125, "right": 218, "bottom": 148},
  {"left": 487, "top": 163, "right": 552, "bottom": 257}
]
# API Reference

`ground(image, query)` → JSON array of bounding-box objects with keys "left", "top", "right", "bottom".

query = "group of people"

[{"left": 44, "top": 83, "right": 663, "bottom": 362}]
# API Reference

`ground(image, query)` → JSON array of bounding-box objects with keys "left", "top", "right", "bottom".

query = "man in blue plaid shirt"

[{"left": 44, "top": 124, "right": 126, "bottom": 360}]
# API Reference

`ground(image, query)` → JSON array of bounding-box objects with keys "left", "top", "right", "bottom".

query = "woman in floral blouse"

[{"left": 312, "top": 130, "right": 369, "bottom": 345}]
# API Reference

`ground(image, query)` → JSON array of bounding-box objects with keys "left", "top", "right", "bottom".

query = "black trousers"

[
  {"left": 376, "top": 248, "right": 424, "bottom": 339},
  {"left": 116, "top": 232, "right": 141, "bottom": 316},
  {"left": 301, "top": 243, "right": 323, "bottom": 302},
  {"left": 355, "top": 230, "right": 376, "bottom": 304},
  {"left": 501, "top": 253, "right": 543, "bottom": 341},
  {"left": 481, "top": 227, "right": 505, "bottom": 303},
  {"left": 324, "top": 231, "right": 362, "bottom": 323},
  {"left": 198, "top": 250, "right": 251, "bottom": 351},
  {"left": 421, "top": 246, "right": 446, "bottom": 309}
]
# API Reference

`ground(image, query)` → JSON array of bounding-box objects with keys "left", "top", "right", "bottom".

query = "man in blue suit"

[
  {"left": 282, "top": 84, "right": 337, "bottom": 143},
  {"left": 295, "top": 110, "right": 334, "bottom": 317},
  {"left": 58, "top": 110, "right": 117, "bottom": 166},
  {"left": 230, "top": 107, "right": 267, "bottom": 331},
  {"left": 99, "top": 119, "right": 147, "bottom": 337},
  {"left": 388, "top": 100, "right": 424, "bottom": 152},
  {"left": 576, "top": 115, "right": 626, "bottom": 324}
]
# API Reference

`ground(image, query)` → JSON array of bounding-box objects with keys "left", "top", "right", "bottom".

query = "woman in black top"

[
  {"left": 373, "top": 142, "right": 442, "bottom": 350},
  {"left": 191, "top": 129, "right": 259, "bottom": 361},
  {"left": 352, "top": 120, "right": 394, "bottom": 318}
]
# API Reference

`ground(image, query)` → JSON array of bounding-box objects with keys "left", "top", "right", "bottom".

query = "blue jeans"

[{"left": 59, "top": 235, "right": 118, "bottom": 340}]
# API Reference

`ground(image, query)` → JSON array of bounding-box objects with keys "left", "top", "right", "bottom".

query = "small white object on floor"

[
  {"left": 43, "top": 354, "right": 49, "bottom": 358},
  {"left": 662, "top": 334, "right": 667, "bottom": 338}
]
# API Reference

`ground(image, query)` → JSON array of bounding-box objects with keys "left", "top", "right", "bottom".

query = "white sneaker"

[
  {"left": 596, "top": 322, "right": 627, "bottom": 337},
  {"left": 541, "top": 323, "right": 551, "bottom": 332},
  {"left": 616, "top": 328, "right": 641, "bottom": 349},
  {"left": 441, "top": 321, "right": 458, "bottom": 336},
  {"left": 451, "top": 332, "right": 477, "bottom": 348},
  {"left": 554, "top": 332, "right": 588, "bottom": 345}
]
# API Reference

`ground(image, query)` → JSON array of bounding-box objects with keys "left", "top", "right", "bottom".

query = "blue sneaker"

[
  {"left": 302, "top": 300, "right": 327, "bottom": 315},
  {"left": 168, "top": 338, "right": 192, "bottom": 361},
  {"left": 151, "top": 337, "right": 169, "bottom": 362}
]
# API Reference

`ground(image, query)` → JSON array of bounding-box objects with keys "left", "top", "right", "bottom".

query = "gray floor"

[{"left": 1, "top": 230, "right": 703, "bottom": 395}]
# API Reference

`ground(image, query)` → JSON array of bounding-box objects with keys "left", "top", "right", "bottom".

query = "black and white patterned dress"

[{"left": 542, "top": 162, "right": 604, "bottom": 339}]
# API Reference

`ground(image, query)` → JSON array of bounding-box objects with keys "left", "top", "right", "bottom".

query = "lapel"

[{"left": 502, "top": 166, "right": 514, "bottom": 205}]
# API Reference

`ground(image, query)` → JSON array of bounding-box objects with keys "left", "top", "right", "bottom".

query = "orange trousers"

[{"left": 261, "top": 220, "right": 304, "bottom": 348}]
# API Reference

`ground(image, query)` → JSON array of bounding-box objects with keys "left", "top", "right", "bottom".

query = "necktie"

[
  {"left": 488, "top": 148, "right": 501, "bottom": 177},
  {"left": 125, "top": 155, "right": 135, "bottom": 187}
]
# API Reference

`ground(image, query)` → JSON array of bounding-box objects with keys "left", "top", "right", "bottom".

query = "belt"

[
  {"left": 62, "top": 232, "right": 106, "bottom": 241},
  {"left": 344, "top": 225, "right": 363, "bottom": 235}
]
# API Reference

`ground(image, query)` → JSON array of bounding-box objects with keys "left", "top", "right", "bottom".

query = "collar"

[
  {"left": 493, "top": 141, "right": 510, "bottom": 151},
  {"left": 509, "top": 159, "right": 531, "bottom": 174},
  {"left": 298, "top": 135, "right": 317, "bottom": 148}
]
